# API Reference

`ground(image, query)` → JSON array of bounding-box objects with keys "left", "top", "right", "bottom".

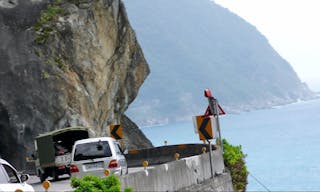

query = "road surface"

[
  {"left": 28, "top": 175, "right": 73, "bottom": 192},
  {"left": 28, "top": 167, "right": 155, "bottom": 191}
]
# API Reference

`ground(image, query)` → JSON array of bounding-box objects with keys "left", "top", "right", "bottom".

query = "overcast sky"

[{"left": 214, "top": 0, "right": 320, "bottom": 91}]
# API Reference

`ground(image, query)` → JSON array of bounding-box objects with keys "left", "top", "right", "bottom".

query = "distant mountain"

[{"left": 123, "top": 0, "right": 315, "bottom": 126}]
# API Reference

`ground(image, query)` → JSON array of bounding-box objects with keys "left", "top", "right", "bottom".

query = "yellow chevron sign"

[
  {"left": 110, "top": 124, "right": 123, "bottom": 140},
  {"left": 195, "top": 116, "right": 213, "bottom": 140}
]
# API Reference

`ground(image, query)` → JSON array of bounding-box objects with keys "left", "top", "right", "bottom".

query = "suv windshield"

[{"left": 74, "top": 141, "right": 112, "bottom": 161}]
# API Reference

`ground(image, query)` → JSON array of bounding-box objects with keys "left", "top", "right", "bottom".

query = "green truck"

[{"left": 34, "top": 126, "right": 91, "bottom": 182}]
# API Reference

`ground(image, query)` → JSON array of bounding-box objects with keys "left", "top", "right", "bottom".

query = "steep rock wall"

[{"left": 0, "top": 0, "right": 152, "bottom": 168}]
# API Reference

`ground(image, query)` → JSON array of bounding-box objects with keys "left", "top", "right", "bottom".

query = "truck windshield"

[{"left": 74, "top": 141, "right": 112, "bottom": 161}]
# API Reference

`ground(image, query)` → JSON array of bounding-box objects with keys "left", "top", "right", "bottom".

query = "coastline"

[{"left": 136, "top": 94, "right": 320, "bottom": 128}]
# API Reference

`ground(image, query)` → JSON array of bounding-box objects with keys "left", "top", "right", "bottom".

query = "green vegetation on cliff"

[
  {"left": 223, "top": 139, "right": 248, "bottom": 192},
  {"left": 34, "top": 3, "right": 63, "bottom": 44}
]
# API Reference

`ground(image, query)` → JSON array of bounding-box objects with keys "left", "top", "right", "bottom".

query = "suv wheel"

[{"left": 52, "top": 170, "right": 59, "bottom": 181}]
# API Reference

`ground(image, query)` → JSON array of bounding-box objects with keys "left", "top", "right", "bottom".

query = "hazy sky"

[{"left": 214, "top": 0, "right": 320, "bottom": 91}]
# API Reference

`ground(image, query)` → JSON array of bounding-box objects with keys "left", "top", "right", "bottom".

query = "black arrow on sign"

[
  {"left": 199, "top": 117, "right": 212, "bottom": 140},
  {"left": 111, "top": 125, "right": 121, "bottom": 139}
]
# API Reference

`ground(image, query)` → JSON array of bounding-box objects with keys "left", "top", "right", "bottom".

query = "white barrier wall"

[{"left": 120, "top": 148, "right": 233, "bottom": 191}]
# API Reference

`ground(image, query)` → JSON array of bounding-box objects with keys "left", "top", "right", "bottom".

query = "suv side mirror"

[{"left": 123, "top": 149, "right": 128, "bottom": 155}]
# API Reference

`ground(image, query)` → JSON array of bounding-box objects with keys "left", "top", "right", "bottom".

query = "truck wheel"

[
  {"left": 52, "top": 170, "right": 59, "bottom": 181},
  {"left": 39, "top": 171, "right": 46, "bottom": 182}
]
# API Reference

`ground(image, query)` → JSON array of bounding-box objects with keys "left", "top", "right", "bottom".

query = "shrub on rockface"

[
  {"left": 71, "top": 174, "right": 133, "bottom": 192},
  {"left": 34, "top": 3, "right": 63, "bottom": 44},
  {"left": 223, "top": 139, "right": 248, "bottom": 192}
]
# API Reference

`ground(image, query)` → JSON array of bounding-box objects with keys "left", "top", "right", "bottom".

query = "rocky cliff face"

[{"left": 0, "top": 0, "right": 152, "bottom": 169}]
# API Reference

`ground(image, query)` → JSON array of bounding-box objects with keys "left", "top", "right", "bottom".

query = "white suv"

[
  {"left": 0, "top": 158, "right": 34, "bottom": 192},
  {"left": 70, "top": 137, "right": 128, "bottom": 178}
]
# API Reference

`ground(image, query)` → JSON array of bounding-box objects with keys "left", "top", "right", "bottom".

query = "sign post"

[
  {"left": 207, "top": 139, "right": 214, "bottom": 178},
  {"left": 204, "top": 88, "right": 227, "bottom": 175},
  {"left": 204, "top": 88, "right": 224, "bottom": 151},
  {"left": 193, "top": 89, "right": 226, "bottom": 178}
]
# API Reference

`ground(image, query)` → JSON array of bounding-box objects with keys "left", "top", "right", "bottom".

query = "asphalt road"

[
  {"left": 28, "top": 167, "right": 155, "bottom": 192},
  {"left": 29, "top": 175, "right": 73, "bottom": 192}
]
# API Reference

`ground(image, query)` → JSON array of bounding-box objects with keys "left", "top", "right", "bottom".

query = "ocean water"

[{"left": 140, "top": 98, "right": 320, "bottom": 191}]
